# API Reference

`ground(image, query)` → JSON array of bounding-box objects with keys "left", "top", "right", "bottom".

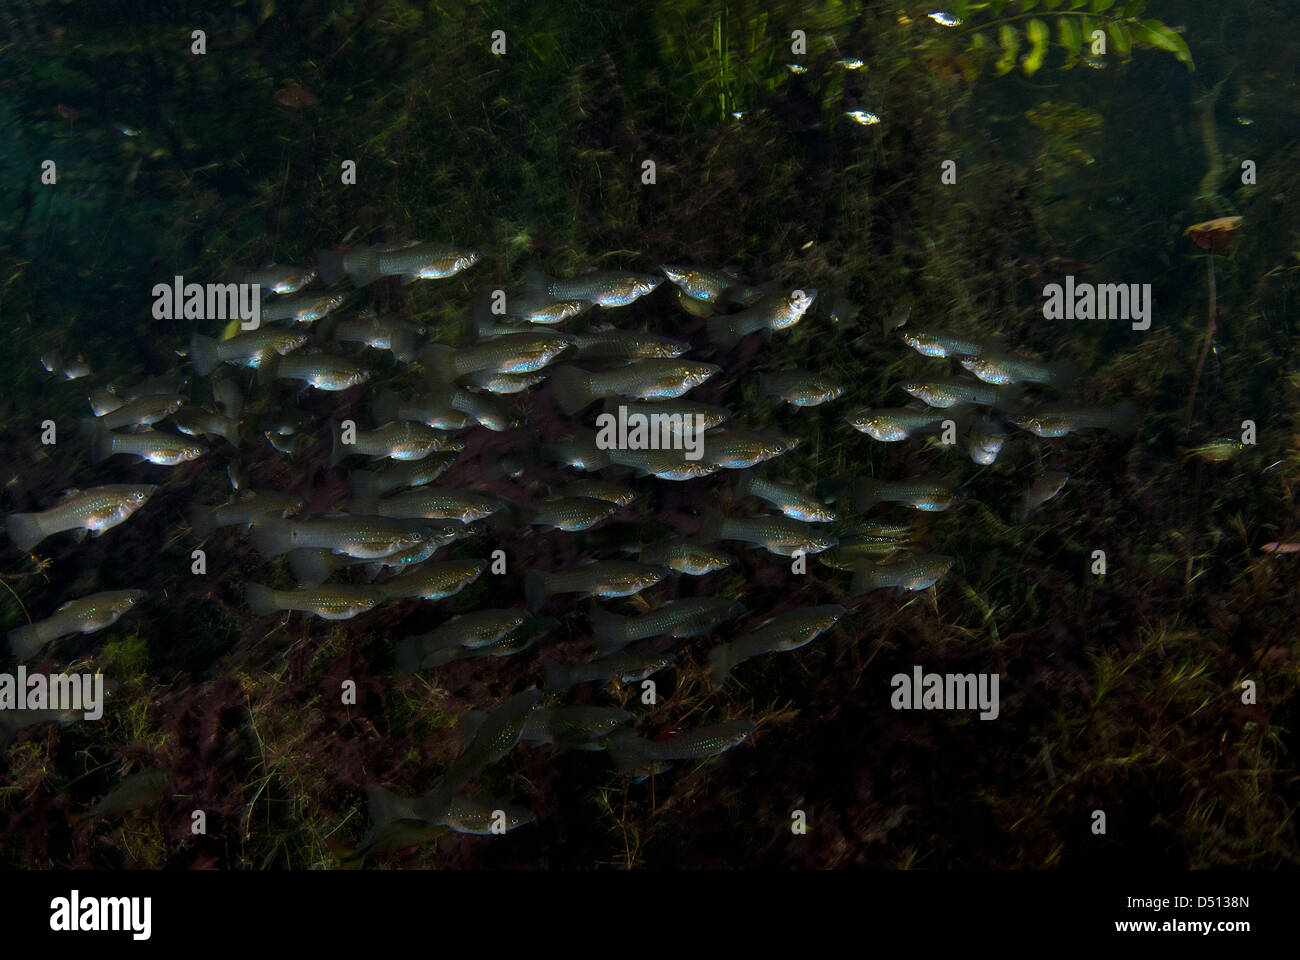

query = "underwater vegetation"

[{"left": 0, "top": 0, "right": 1298, "bottom": 871}]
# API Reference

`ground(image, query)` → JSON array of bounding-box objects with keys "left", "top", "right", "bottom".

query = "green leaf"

[
  {"left": 994, "top": 24, "right": 1019, "bottom": 76},
  {"left": 1023, "top": 19, "right": 1050, "bottom": 75},
  {"left": 1121, "top": 0, "right": 1148, "bottom": 15},
  {"left": 1070, "top": 0, "right": 1088, "bottom": 8},
  {"left": 1107, "top": 21, "right": 1132, "bottom": 56},
  {"left": 1021, "top": 0, "right": 1039, "bottom": 9},
  {"left": 1057, "top": 16, "right": 1082, "bottom": 67},
  {"left": 1134, "top": 18, "right": 1194, "bottom": 66},
  {"left": 1043, "top": 0, "right": 1064, "bottom": 7},
  {"left": 1091, "top": 0, "right": 1117, "bottom": 11}
]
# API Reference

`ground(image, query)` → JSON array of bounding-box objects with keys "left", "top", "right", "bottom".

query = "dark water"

[{"left": 1, "top": 0, "right": 1298, "bottom": 870}]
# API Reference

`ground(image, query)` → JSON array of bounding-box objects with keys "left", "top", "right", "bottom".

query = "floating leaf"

[
  {"left": 1134, "top": 18, "right": 1194, "bottom": 66},
  {"left": 1057, "top": 16, "right": 1083, "bottom": 67},
  {"left": 1107, "top": 21, "right": 1132, "bottom": 56},
  {"left": 994, "top": 24, "right": 1019, "bottom": 76},
  {"left": 1023, "top": 19, "right": 1050, "bottom": 76}
]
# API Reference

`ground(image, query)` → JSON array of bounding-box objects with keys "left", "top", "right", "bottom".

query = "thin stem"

[{"left": 1184, "top": 252, "right": 1217, "bottom": 438}]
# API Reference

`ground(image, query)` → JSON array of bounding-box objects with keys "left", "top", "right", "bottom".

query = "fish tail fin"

[
  {"left": 696, "top": 507, "right": 727, "bottom": 544},
  {"left": 548, "top": 365, "right": 596, "bottom": 415},
  {"left": 88, "top": 419, "right": 113, "bottom": 464},
  {"left": 389, "top": 326, "right": 418, "bottom": 364},
  {"left": 317, "top": 248, "right": 346, "bottom": 286},
  {"left": 287, "top": 548, "right": 340, "bottom": 587},
  {"left": 991, "top": 382, "right": 1026, "bottom": 414},
  {"left": 590, "top": 606, "right": 631, "bottom": 656},
  {"left": 543, "top": 662, "right": 574, "bottom": 693},
  {"left": 5, "top": 512, "right": 49, "bottom": 553},
  {"left": 348, "top": 469, "right": 381, "bottom": 500},
  {"left": 524, "top": 568, "right": 551, "bottom": 612},
  {"left": 606, "top": 732, "right": 657, "bottom": 777},
  {"left": 190, "top": 332, "right": 220, "bottom": 376},
  {"left": 852, "top": 478, "right": 882, "bottom": 514},
  {"left": 1107, "top": 401, "right": 1140, "bottom": 437},
  {"left": 421, "top": 343, "right": 459, "bottom": 384},
  {"left": 244, "top": 583, "right": 280, "bottom": 616},
  {"left": 705, "top": 314, "right": 743, "bottom": 350},
  {"left": 707, "top": 642, "right": 735, "bottom": 688},
  {"left": 249, "top": 518, "right": 294, "bottom": 557},
  {"left": 734, "top": 471, "right": 756, "bottom": 500},
  {"left": 188, "top": 504, "right": 216, "bottom": 540},
  {"left": 370, "top": 389, "right": 398, "bottom": 427},
  {"left": 8, "top": 622, "right": 53, "bottom": 660},
  {"left": 849, "top": 562, "right": 878, "bottom": 597}
]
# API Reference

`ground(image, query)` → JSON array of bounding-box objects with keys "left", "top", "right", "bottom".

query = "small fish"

[
  {"left": 124, "top": 375, "right": 189, "bottom": 401},
  {"left": 817, "top": 524, "right": 914, "bottom": 570},
  {"left": 1179, "top": 437, "right": 1244, "bottom": 465},
  {"left": 591, "top": 597, "right": 746, "bottom": 656},
  {"left": 41, "top": 350, "right": 91, "bottom": 380},
  {"left": 898, "top": 377, "right": 1017, "bottom": 409},
  {"left": 241, "top": 263, "right": 317, "bottom": 295},
  {"left": 568, "top": 329, "right": 690, "bottom": 360},
  {"left": 659, "top": 264, "right": 764, "bottom": 306},
  {"left": 546, "top": 270, "right": 662, "bottom": 308},
  {"left": 330, "top": 421, "right": 463, "bottom": 467},
  {"left": 850, "top": 554, "right": 954, "bottom": 594},
  {"left": 189, "top": 328, "right": 307, "bottom": 376},
  {"left": 88, "top": 423, "right": 206, "bottom": 466},
  {"left": 601, "top": 398, "right": 731, "bottom": 432},
  {"left": 422, "top": 333, "right": 571, "bottom": 381},
  {"left": 0, "top": 707, "right": 82, "bottom": 749},
  {"left": 395, "top": 609, "right": 531, "bottom": 672},
  {"left": 859, "top": 477, "right": 960, "bottom": 513},
  {"left": 1009, "top": 402, "right": 1139, "bottom": 438},
  {"left": 352, "top": 487, "right": 503, "bottom": 523},
  {"left": 319, "top": 241, "right": 481, "bottom": 286},
  {"left": 845, "top": 406, "right": 951, "bottom": 442},
  {"left": 270, "top": 352, "right": 370, "bottom": 391},
  {"left": 697, "top": 509, "right": 836, "bottom": 557},
  {"left": 260, "top": 291, "right": 347, "bottom": 325},
  {"left": 708, "top": 604, "right": 846, "bottom": 685},
  {"left": 518, "top": 497, "right": 620, "bottom": 531},
  {"left": 71, "top": 769, "right": 172, "bottom": 825},
  {"left": 378, "top": 559, "right": 486, "bottom": 601},
  {"left": 500, "top": 293, "right": 592, "bottom": 326},
  {"left": 169, "top": 407, "right": 238, "bottom": 445},
  {"left": 700, "top": 429, "right": 801, "bottom": 470},
  {"left": 960, "top": 351, "right": 1076, "bottom": 387},
  {"left": 7, "top": 485, "right": 158, "bottom": 552},
  {"left": 706, "top": 289, "right": 817, "bottom": 349},
  {"left": 418, "top": 690, "right": 542, "bottom": 823},
  {"left": 463, "top": 369, "right": 548, "bottom": 394},
  {"left": 443, "top": 794, "right": 536, "bottom": 835},
  {"left": 549, "top": 360, "right": 721, "bottom": 414},
  {"left": 287, "top": 539, "right": 444, "bottom": 587},
  {"left": 87, "top": 388, "right": 123, "bottom": 417},
  {"left": 1021, "top": 471, "right": 1069, "bottom": 521},
  {"left": 735, "top": 473, "right": 837, "bottom": 522},
  {"left": 544, "top": 651, "right": 676, "bottom": 693},
  {"left": 334, "top": 316, "right": 421, "bottom": 363},
  {"left": 900, "top": 329, "right": 984, "bottom": 359},
  {"left": 606, "top": 720, "right": 755, "bottom": 777},
  {"left": 1261, "top": 541, "right": 1300, "bottom": 554},
  {"left": 349, "top": 456, "right": 458, "bottom": 499},
  {"left": 189, "top": 490, "right": 305, "bottom": 539},
  {"left": 554, "top": 480, "right": 636, "bottom": 506},
  {"left": 968, "top": 417, "right": 1008, "bottom": 465},
  {"left": 249, "top": 515, "right": 434, "bottom": 560},
  {"left": 246, "top": 583, "right": 385, "bottom": 620},
  {"left": 635, "top": 538, "right": 735, "bottom": 575},
  {"left": 8, "top": 589, "right": 147, "bottom": 659},
  {"left": 84, "top": 393, "right": 183, "bottom": 430},
  {"left": 540, "top": 433, "right": 612, "bottom": 471},
  {"left": 525, "top": 561, "right": 669, "bottom": 611},
  {"left": 522, "top": 706, "right": 636, "bottom": 750},
  {"left": 370, "top": 389, "right": 470, "bottom": 430},
  {"left": 761, "top": 369, "right": 845, "bottom": 407}
]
